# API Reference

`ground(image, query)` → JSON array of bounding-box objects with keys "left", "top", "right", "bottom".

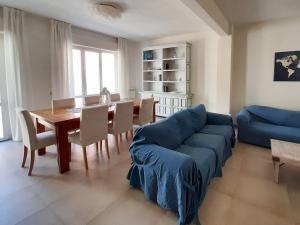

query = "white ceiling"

[
  {"left": 215, "top": 0, "right": 300, "bottom": 24},
  {"left": 0, "top": 0, "right": 211, "bottom": 41}
]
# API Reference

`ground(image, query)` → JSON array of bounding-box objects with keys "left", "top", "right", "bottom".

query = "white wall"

[
  {"left": 128, "top": 31, "right": 233, "bottom": 113},
  {"left": 231, "top": 16, "right": 300, "bottom": 117}
]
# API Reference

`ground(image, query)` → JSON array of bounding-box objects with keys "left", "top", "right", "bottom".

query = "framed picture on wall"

[{"left": 274, "top": 51, "right": 300, "bottom": 81}]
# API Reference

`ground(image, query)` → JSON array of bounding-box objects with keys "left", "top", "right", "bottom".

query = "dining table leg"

[
  {"left": 36, "top": 118, "right": 46, "bottom": 156},
  {"left": 55, "top": 124, "right": 71, "bottom": 173},
  {"left": 152, "top": 103, "right": 156, "bottom": 123}
]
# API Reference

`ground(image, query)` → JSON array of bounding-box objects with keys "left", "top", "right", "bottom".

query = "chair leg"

[
  {"left": 22, "top": 146, "right": 28, "bottom": 168},
  {"left": 95, "top": 143, "right": 99, "bottom": 152},
  {"left": 28, "top": 151, "right": 35, "bottom": 176},
  {"left": 119, "top": 133, "right": 122, "bottom": 142},
  {"left": 105, "top": 138, "right": 110, "bottom": 159},
  {"left": 114, "top": 134, "right": 120, "bottom": 154},
  {"left": 130, "top": 128, "right": 134, "bottom": 138},
  {"left": 82, "top": 147, "right": 88, "bottom": 170},
  {"left": 99, "top": 141, "right": 102, "bottom": 152},
  {"left": 125, "top": 131, "right": 129, "bottom": 140}
]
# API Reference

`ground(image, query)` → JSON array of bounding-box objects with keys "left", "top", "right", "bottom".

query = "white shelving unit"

[{"left": 141, "top": 42, "right": 192, "bottom": 117}]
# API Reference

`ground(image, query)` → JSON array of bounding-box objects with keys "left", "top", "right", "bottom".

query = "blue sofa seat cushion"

[
  {"left": 249, "top": 121, "right": 300, "bottom": 143},
  {"left": 175, "top": 145, "right": 216, "bottom": 203},
  {"left": 200, "top": 125, "right": 234, "bottom": 146},
  {"left": 183, "top": 133, "right": 225, "bottom": 176}
]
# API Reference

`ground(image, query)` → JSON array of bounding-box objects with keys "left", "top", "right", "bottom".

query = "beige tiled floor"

[{"left": 0, "top": 137, "right": 300, "bottom": 225}]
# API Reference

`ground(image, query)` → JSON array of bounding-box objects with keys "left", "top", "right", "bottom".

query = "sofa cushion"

[
  {"left": 187, "top": 105, "right": 207, "bottom": 132},
  {"left": 136, "top": 116, "right": 183, "bottom": 150},
  {"left": 184, "top": 133, "right": 225, "bottom": 176},
  {"left": 175, "top": 145, "right": 216, "bottom": 187},
  {"left": 200, "top": 125, "right": 233, "bottom": 144},
  {"left": 249, "top": 121, "right": 300, "bottom": 143},
  {"left": 247, "top": 105, "right": 300, "bottom": 129}
]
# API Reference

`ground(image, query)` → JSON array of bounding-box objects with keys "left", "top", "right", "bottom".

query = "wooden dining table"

[{"left": 30, "top": 98, "right": 158, "bottom": 174}]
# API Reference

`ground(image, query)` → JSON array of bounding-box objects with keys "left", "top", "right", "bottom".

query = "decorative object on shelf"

[
  {"left": 163, "top": 86, "right": 169, "bottom": 92},
  {"left": 143, "top": 51, "right": 153, "bottom": 60},
  {"left": 165, "top": 63, "right": 170, "bottom": 70},
  {"left": 274, "top": 51, "right": 300, "bottom": 81},
  {"left": 159, "top": 74, "right": 162, "bottom": 81},
  {"left": 100, "top": 87, "right": 111, "bottom": 105}
]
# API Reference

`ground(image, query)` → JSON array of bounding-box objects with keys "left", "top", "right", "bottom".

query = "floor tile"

[
  {"left": 16, "top": 207, "right": 64, "bottom": 225},
  {"left": 226, "top": 199, "right": 294, "bottom": 225},
  {"left": 199, "top": 189, "right": 232, "bottom": 225},
  {"left": 234, "top": 175, "right": 292, "bottom": 218},
  {"left": 0, "top": 187, "right": 46, "bottom": 225}
]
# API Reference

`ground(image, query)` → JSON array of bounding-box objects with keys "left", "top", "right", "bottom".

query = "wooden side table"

[{"left": 271, "top": 139, "right": 300, "bottom": 183}]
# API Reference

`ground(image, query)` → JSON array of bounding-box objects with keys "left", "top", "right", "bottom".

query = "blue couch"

[
  {"left": 127, "top": 105, "right": 235, "bottom": 225},
  {"left": 236, "top": 105, "right": 300, "bottom": 148}
]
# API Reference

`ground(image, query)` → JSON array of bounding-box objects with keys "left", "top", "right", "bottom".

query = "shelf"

[
  {"left": 143, "top": 70, "right": 163, "bottom": 72},
  {"left": 162, "top": 81, "right": 188, "bottom": 83},
  {"left": 163, "top": 57, "right": 185, "bottom": 61},
  {"left": 143, "top": 59, "right": 162, "bottom": 62},
  {"left": 163, "top": 69, "right": 184, "bottom": 72},
  {"left": 143, "top": 81, "right": 163, "bottom": 83}
]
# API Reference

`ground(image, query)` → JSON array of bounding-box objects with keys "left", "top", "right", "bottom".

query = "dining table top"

[{"left": 30, "top": 98, "right": 158, "bottom": 125}]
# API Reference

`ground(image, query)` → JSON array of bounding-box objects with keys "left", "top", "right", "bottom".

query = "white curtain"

[
  {"left": 3, "top": 7, "right": 32, "bottom": 141},
  {"left": 117, "top": 37, "right": 130, "bottom": 98},
  {"left": 50, "top": 20, "right": 74, "bottom": 99}
]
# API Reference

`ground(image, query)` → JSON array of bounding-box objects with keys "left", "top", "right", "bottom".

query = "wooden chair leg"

[
  {"left": 105, "top": 139, "right": 110, "bottom": 159},
  {"left": 99, "top": 141, "right": 102, "bottom": 152},
  {"left": 82, "top": 147, "right": 88, "bottom": 170},
  {"left": 119, "top": 133, "right": 122, "bottom": 142},
  {"left": 126, "top": 131, "right": 129, "bottom": 140},
  {"left": 130, "top": 128, "right": 134, "bottom": 138},
  {"left": 95, "top": 143, "right": 99, "bottom": 151},
  {"left": 114, "top": 134, "right": 120, "bottom": 154},
  {"left": 28, "top": 151, "right": 35, "bottom": 176},
  {"left": 22, "top": 146, "right": 28, "bottom": 168}
]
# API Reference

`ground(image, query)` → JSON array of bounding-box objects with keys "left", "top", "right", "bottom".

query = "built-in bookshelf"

[{"left": 141, "top": 42, "right": 192, "bottom": 117}]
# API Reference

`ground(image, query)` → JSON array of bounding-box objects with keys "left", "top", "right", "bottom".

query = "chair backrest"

[
  {"left": 111, "top": 93, "right": 121, "bottom": 102},
  {"left": 80, "top": 105, "right": 108, "bottom": 146},
  {"left": 113, "top": 101, "right": 133, "bottom": 134},
  {"left": 139, "top": 98, "right": 154, "bottom": 124},
  {"left": 52, "top": 98, "right": 75, "bottom": 109},
  {"left": 18, "top": 109, "right": 37, "bottom": 149},
  {"left": 84, "top": 95, "right": 100, "bottom": 106}
]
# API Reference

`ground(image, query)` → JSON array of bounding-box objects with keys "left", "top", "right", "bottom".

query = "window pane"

[
  {"left": 102, "top": 52, "right": 116, "bottom": 92},
  {"left": 72, "top": 49, "right": 82, "bottom": 96},
  {"left": 85, "top": 51, "right": 100, "bottom": 95}
]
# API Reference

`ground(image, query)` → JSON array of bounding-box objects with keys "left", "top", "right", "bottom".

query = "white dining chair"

[
  {"left": 18, "top": 109, "right": 57, "bottom": 176},
  {"left": 111, "top": 93, "right": 121, "bottom": 102},
  {"left": 133, "top": 98, "right": 154, "bottom": 126},
  {"left": 108, "top": 101, "right": 133, "bottom": 154},
  {"left": 68, "top": 105, "right": 109, "bottom": 170},
  {"left": 52, "top": 98, "right": 75, "bottom": 109},
  {"left": 84, "top": 95, "right": 100, "bottom": 106}
]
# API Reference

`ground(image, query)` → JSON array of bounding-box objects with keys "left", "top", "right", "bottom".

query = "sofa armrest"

[
  {"left": 207, "top": 112, "right": 233, "bottom": 126},
  {"left": 236, "top": 108, "right": 251, "bottom": 126}
]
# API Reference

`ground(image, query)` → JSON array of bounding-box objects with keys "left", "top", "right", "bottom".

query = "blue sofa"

[
  {"left": 236, "top": 105, "right": 300, "bottom": 148},
  {"left": 127, "top": 105, "right": 235, "bottom": 225}
]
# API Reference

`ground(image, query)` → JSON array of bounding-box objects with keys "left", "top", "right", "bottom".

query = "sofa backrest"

[
  {"left": 132, "top": 104, "right": 207, "bottom": 150},
  {"left": 246, "top": 105, "right": 300, "bottom": 128}
]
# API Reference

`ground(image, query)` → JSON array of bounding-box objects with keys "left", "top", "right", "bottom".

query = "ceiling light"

[{"left": 93, "top": 2, "right": 123, "bottom": 19}]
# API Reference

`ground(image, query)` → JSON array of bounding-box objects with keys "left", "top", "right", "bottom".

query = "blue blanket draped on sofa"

[
  {"left": 237, "top": 105, "right": 300, "bottom": 148},
  {"left": 127, "top": 105, "right": 235, "bottom": 225}
]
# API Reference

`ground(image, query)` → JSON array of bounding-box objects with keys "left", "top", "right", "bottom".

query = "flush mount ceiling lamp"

[{"left": 93, "top": 2, "right": 123, "bottom": 19}]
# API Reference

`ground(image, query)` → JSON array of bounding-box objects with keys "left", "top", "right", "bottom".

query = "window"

[{"left": 72, "top": 46, "right": 117, "bottom": 97}]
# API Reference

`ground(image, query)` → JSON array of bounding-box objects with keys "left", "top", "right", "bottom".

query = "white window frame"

[{"left": 72, "top": 44, "right": 118, "bottom": 97}]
